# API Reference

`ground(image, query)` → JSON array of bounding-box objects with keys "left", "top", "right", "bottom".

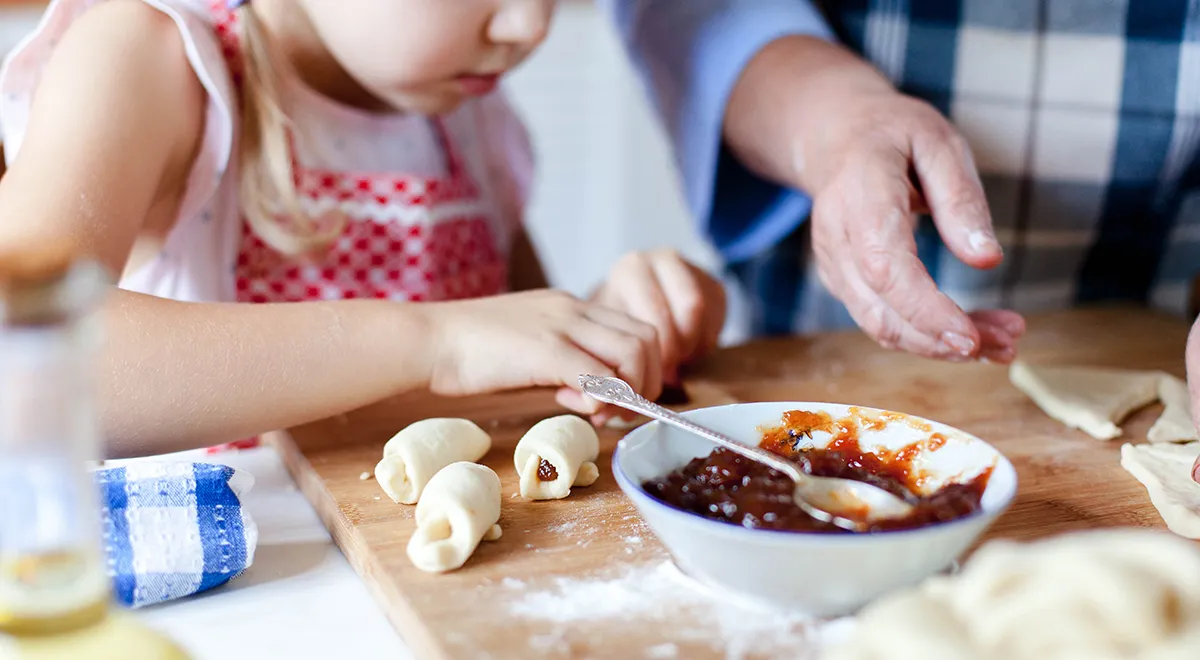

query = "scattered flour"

[
  {"left": 645, "top": 642, "right": 679, "bottom": 659},
  {"left": 547, "top": 521, "right": 579, "bottom": 534},
  {"left": 501, "top": 577, "right": 526, "bottom": 590},
  {"left": 505, "top": 561, "right": 841, "bottom": 659},
  {"left": 623, "top": 536, "right": 643, "bottom": 545}
]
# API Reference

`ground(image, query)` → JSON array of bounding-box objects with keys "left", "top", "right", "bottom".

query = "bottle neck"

[{"left": 0, "top": 287, "right": 111, "bottom": 635}]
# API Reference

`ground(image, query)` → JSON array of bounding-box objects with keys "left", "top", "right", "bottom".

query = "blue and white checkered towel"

[{"left": 94, "top": 462, "right": 258, "bottom": 608}]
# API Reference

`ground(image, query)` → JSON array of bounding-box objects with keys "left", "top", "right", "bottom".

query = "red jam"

[
  {"left": 537, "top": 458, "right": 558, "bottom": 482},
  {"left": 642, "top": 409, "right": 990, "bottom": 533}
]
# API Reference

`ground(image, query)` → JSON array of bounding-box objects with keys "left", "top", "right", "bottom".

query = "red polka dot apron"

[{"left": 233, "top": 123, "right": 509, "bottom": 304}]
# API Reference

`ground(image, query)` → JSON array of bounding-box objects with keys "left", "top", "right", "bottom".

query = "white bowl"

[{"left": 612, "top": 402, "right": 1017, "bottom": 617}]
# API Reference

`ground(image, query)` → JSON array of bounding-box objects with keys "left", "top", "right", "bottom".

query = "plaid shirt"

[{"left": 612, "top": 0, "right": 1200, "bottom": 336}]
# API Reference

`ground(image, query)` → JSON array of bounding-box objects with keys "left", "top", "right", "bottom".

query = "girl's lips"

[{"left": 457, "top": 74, "right": 500, "bottom": 96}]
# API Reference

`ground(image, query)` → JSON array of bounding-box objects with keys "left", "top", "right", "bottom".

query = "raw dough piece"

[
  {"left": 1009, "top": 361, "right": 1160, "bottom": 440},
  {"left": 1121, "top": 442, "right": 1200, "bottom": 539},
  {"left": 374, "top": 418, "right": 490, "bottom": 504},
  {"left": 406, "top": 461, "right": 502, "bottom": 573},
  {"left": 823, "top": 529, "right": 1200, "bottom": 660},
  {"left": 513, "top": 415, "right": 599, "bottom": 500},
  {"left": 1148, "top": 375, "right": 1198, "bottom": 444}
]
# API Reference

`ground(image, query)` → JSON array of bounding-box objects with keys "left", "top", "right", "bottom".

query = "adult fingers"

[
  {"left": 969, "top": 309, "right": 1027, "bottom": 338},
  {"left": 976, "top": 323, "right": 1016, "bottom": 364},
  {"left": 910, "top": 121, "right": 1002, "bottom": 270},
  {"left": 843, "top": 153, "right": 980, "bottom": 357}
]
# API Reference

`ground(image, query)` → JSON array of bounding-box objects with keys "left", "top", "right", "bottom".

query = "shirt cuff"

[{"left": 609, "top": 0, "right": 834, "bottom": 262}]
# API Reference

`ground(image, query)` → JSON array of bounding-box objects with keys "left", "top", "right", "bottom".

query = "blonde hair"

[{"left": 234, "top": 6, "right": 344, "bottom": 256}]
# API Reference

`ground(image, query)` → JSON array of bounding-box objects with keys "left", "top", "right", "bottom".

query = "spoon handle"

[{"left": 579, "top": 375, "right": 803, "bottom": 482}]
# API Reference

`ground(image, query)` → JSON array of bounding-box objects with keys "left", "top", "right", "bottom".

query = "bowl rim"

[{"left": 611, "top": 401, "right": 1018, "bottom": 542}]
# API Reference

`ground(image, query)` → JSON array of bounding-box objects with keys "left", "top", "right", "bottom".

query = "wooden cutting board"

[{"left": 273, "top": 307, "right": 1196, "bottom": 659}]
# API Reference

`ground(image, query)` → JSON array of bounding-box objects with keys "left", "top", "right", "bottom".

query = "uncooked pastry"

[
  {"left": 823, "top": 529, "right": 1200, "bottom": 660},
  {"left": 1148, "top": 375, "right": 1198, "bottom": 444},
  {"left": 513, "top": 415, "right": 600, "bottom": 500},
  {"left": 1009, "top": 361, "right": 1160, "bottom": 440},
  {"left": 406, "top": 461, "right": 502, "bottom": 573},
  {"left": 1121, "top": 442, "right": 1200, "bottom": 539},
  {"left": 374, "top": 418, "right": 491, "bottom": 504}
]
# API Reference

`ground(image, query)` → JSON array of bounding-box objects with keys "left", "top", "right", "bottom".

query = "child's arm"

[{"left": 0, "top": 2, "right": 662, "bottom": 456}]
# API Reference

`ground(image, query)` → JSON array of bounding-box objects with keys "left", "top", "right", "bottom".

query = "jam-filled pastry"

[
  {"left": 375, "top": 418, "right": 491, "bottom": 504},
  {"left": 513, "top": 415, "right": 599, "bottom": 500},
  {"left": 406, "top": 462, "right": 502, "bottom": 573}
]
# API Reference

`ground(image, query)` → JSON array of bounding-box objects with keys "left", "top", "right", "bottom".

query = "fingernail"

[
  {"left": 978, "top": 347, "right": 1015, "bottom": 364},
  {"left": 968, "top": 229, "right": 1001, "bottom": 255},
  {"left": 939, "top": 332, "right": 976, "bottom": 357},
  {"left": 1192, "top": 457, "right": 1200, "bottom": 484}
]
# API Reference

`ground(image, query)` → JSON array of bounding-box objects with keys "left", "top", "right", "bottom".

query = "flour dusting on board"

[{"left": 505, "top": 561, "right": 842, "bottom": 659}]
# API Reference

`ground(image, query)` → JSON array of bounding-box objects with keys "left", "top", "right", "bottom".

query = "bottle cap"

[{"left": 0, "top": 237, "right": 109, "bottom": 326}]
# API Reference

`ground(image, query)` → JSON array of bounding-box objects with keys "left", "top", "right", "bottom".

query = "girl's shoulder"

[
  {"left": 1, "top": 0, "right": 239, "bottom": 226},
  {"left": 1, "top": 0, "right": 237, "bottom": 155}
]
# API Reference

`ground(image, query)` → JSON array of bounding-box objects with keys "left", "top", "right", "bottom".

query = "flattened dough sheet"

[{"left": 1121, "top": 442, "right": 1200, "bottom": 539}]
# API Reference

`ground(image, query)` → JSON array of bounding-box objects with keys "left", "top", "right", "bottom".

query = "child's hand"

[
  {"left": 590, "top": 250, "right": 727, "bottom": 385},
  {"left": 424, "top": 290, "right": 664, "bottom": 417}
]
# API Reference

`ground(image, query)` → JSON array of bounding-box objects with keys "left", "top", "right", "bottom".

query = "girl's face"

[{"left": 295, "top": 0, "right": 556, "bottom": 114}]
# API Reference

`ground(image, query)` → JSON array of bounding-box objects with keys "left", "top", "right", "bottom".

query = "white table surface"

[{"left": 114, "top": 446, "right": 412, "bottom": 660}]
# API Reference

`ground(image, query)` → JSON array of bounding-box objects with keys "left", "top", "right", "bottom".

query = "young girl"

[{"left": 0, "top": 0, "right": 726, "bottom": 456}]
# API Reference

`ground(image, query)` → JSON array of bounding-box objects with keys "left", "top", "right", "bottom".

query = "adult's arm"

[
  {"left": 600, "top": 1, "right": 1019, "bottom": 363},
  {"left": 598, "top": 0, "right": 834, "bottom": 262}
]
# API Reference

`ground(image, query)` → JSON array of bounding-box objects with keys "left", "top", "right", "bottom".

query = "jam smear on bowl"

[{"left": 642, "top": 409, "right": 991, "bottom": 533}]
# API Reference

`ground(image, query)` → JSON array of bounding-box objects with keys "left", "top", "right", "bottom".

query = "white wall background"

[{"left": 503, "top": 2, "right": 720, "bottom": 294}]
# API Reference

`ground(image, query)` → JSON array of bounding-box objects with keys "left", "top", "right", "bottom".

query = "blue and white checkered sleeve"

[
  {"left": 599, "top": 0, "right": 834, "bottom": 262},
  {"left": 95, "top": 462, "right": 258, "bottom": 608}
]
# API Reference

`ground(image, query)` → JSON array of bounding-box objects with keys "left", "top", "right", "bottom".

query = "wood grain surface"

[{"left": 272, "top": 306, "right": 1197, "bottom": 659}]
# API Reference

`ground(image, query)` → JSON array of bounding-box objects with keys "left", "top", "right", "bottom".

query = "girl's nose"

[{"left": 487, "top": 0, "right": 552, "bottom": 47}]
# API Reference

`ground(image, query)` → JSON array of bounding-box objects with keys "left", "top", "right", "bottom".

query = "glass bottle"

[{"left": 0, "top": 242, "right": 189, "bottom": 659}]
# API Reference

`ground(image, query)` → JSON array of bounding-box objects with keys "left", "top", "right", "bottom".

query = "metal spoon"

[{"left": 579, "top": 374, "right": 916, "bottom": 532}]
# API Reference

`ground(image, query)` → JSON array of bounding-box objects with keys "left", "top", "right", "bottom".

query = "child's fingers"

[
  {"left": 582, "top": 306, "right": 664, "bottom": 402},
  {"left": 565, "top": 320, "right": 659, "bottom": 402},
  {"left": 648, "top": 253, "right": 707, "bottom": 367},
  {"left": 604, "top": 256, "right": 682, "bottom": 380}
]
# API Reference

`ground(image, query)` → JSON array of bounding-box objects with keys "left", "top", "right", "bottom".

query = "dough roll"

[
  {"left": 513, "top": 415, "right": 600, "bottom": 500},
  {"left": 374, "top": 418, "right": 491, "bottom": 504},
  {"left": 406, "top": 461, "right": 502, "bottom": 574}
]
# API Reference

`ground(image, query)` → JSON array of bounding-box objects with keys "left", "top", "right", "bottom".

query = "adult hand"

[
  {"left": 723, "top": 36, "right": 1025, "bottom": 362},
  {"left": 807, "top": 90, "right": 1025, "bottom": 362}
]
